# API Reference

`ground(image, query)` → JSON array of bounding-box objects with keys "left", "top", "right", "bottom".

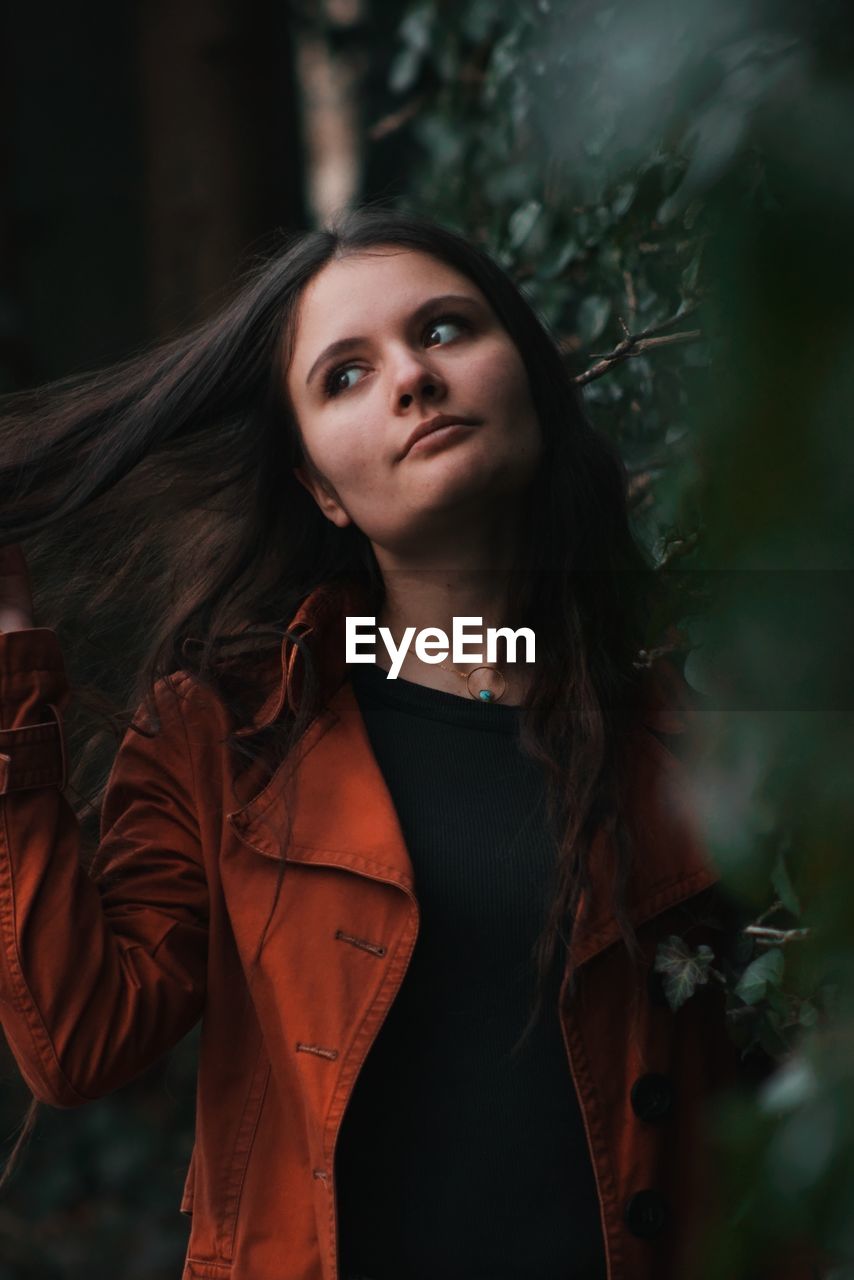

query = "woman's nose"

[{"left": 390, "top": 350, "right": 448, "bottom": 410}]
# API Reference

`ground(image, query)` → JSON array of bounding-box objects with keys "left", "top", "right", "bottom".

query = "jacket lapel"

[
  {"left": 228, "top": 678, "right": 416, "bottom": 893},
  {"left": 226, "top": 579, "right": 720, "bottom": 968}
]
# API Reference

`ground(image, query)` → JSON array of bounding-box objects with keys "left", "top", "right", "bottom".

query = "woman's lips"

[{"left": 406, "top": 421, "right": 479, "bottom": 455}]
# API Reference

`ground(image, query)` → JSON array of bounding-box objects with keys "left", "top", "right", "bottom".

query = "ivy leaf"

[
  {"left": 654, "top": 935, "right": 715, "bottom": 1012},
  {"left": 734, "top": 947, "right": 785, "bottom": 1006},
  {"left": 765, "top": 985, "right": 789, "bottom": 1018}
]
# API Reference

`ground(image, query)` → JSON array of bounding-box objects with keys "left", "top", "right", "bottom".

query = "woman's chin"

[{"left": 423, "top": 450, "right": 535, "bottom": 505}]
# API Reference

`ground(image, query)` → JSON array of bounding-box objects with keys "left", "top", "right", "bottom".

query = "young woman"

[{"left": 0, "top": 205, "right": 809, "bottom": 1280}]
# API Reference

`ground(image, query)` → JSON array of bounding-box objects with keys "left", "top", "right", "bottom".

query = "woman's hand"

[{"left": 0, "top": 543, "right": 35, "bottom": 633}]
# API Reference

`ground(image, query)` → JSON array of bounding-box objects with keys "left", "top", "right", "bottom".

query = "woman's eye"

[
  {"left": 325, "top": 364, "right": 365, "bottom": 397},
  {"left": 424, "top": 315, "right": 469, "bottom": 346}
]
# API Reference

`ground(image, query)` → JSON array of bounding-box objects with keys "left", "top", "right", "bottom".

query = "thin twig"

[
  {"left": 367, "top": 94, "right": 426, "bottom": 141},
  {"left": 573, "top": 329, "right": 702, "bottom": 386},
  {"left": 743, "top": 925, "right": 812, "bottom": 945},
  {"left": 621, "top": 302, "right": 700, "bottom": 343}
]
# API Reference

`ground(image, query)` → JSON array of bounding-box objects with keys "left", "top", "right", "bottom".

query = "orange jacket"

[{"left": 0, "top": 580, "right": 825, "bottom": 1280}]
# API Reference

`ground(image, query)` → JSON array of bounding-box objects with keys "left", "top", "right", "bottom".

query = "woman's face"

[{"left": 284, "top": 247, "right": 543, "bottom": 560}]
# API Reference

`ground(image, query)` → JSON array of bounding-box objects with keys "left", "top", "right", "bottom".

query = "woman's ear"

[{"left": 292, "top": 466, "right": 352, "bottom": 529}]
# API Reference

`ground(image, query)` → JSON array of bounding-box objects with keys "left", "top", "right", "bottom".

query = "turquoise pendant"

[{"left": 464, "top": 667, "right": 505, "bottom": 703}]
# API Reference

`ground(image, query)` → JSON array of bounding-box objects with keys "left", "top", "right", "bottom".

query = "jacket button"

[
  {"left": 630, "top": 1073, "right": 676, "bottom": 1123},
  {"left": 624, "top": 1189, "right": 669, "bottom": 1238}
]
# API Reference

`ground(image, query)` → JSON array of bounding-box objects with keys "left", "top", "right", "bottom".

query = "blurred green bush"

[{"left": 368, "top": 0, "right": 854, "bottom": 1272}]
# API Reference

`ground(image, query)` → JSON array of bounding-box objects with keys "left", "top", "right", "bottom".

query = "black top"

[{"left": 334, "top": 662, "right": 607, "bottom": 1280}]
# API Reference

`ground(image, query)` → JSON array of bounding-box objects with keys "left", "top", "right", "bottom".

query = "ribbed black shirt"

[{"left": 335, "top": 662, "right": 607, "bottom": 1280}]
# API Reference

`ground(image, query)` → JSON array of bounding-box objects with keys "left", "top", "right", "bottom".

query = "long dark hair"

[{"left": 0, "top": 201, "right": 672, "bottom": 1184}]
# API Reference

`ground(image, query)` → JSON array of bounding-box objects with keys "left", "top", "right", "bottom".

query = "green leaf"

[
  {"left": 389, "top": 4, "right": 436, "bottom": 94},
  {"left": 798, "top": 1000, "right": 819, "bottom": 1028},
  {"left": 680, "top": 248, "right": 703, "bottom": 296},
  {"left": 758, "top": 1009, "right": 791, "bottom": 1059},
  {"left": 508, "top": 198, "right": 542, "bottom": 249},
  {"left": 538, "top": 237, "right": 578, "bottom": 279},
  {"left": 770, "top": 850, "right": 802, "bottom": 918},
  {"left": 757, "top": 1054, "right": 819, "bottom": 1114},
  {"left": 577, "top": 294, "right": 611, "bottom": 344},
  {"left": 610, "top": 180, "right": 637, "bottom": 219},
  {"left": 654, "top": 935, "right": 715, "bottom": 1012},
  {"left": 765, "top": 986, "right": 789, "bottom": 1018},
  {"left": 734, "top": 947, "right": 785, "bottom": 1006}
]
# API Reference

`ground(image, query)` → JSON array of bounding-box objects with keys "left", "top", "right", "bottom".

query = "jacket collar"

[
  {"left": 227, "top": 578, "right": 721, "bottom": 968},
  {"left": 232, "top": 576, "right": 369, "bottom": 740}
]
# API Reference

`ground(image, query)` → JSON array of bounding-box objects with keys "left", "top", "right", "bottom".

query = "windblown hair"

[{"left": 0, "top": 201, "right": 679, "bottom": 1184}]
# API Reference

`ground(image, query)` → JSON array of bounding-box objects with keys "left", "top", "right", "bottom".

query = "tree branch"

[{"left": 570, "top": 303, "right": 703, "bottom": 386}]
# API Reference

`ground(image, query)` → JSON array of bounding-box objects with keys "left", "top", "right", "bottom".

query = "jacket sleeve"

[{"left": 0, "top": 628, "right": 208, "bottom": 1107}]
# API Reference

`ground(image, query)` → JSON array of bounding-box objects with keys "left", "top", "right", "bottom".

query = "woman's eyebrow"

[{"left": 304, "top": 292, "right": 482, "bottom": 387}]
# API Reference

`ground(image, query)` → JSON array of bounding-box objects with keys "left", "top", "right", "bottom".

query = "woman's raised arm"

[{"left": 0, "top": 546, "right": 208, "bottom": 1107}]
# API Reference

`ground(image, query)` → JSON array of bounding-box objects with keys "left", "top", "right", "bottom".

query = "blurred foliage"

[
  {"left": 368, "top": 0, "right": 854, "bottom": 1275},
  {"left": 2, "top": 1, "right": 853, "bottom": 1276},
  {"left": 0, "top": 1030, "right": 196, "bottom": 1277}
]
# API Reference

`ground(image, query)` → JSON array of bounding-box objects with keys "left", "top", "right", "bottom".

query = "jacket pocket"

[{"left": 183, "top": 1261, "right": 232, "bottom": 1279}]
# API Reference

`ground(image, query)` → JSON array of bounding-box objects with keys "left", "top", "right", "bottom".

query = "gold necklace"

[{"left": 419, "top": 657, "right": 508, "bottom": 703}]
